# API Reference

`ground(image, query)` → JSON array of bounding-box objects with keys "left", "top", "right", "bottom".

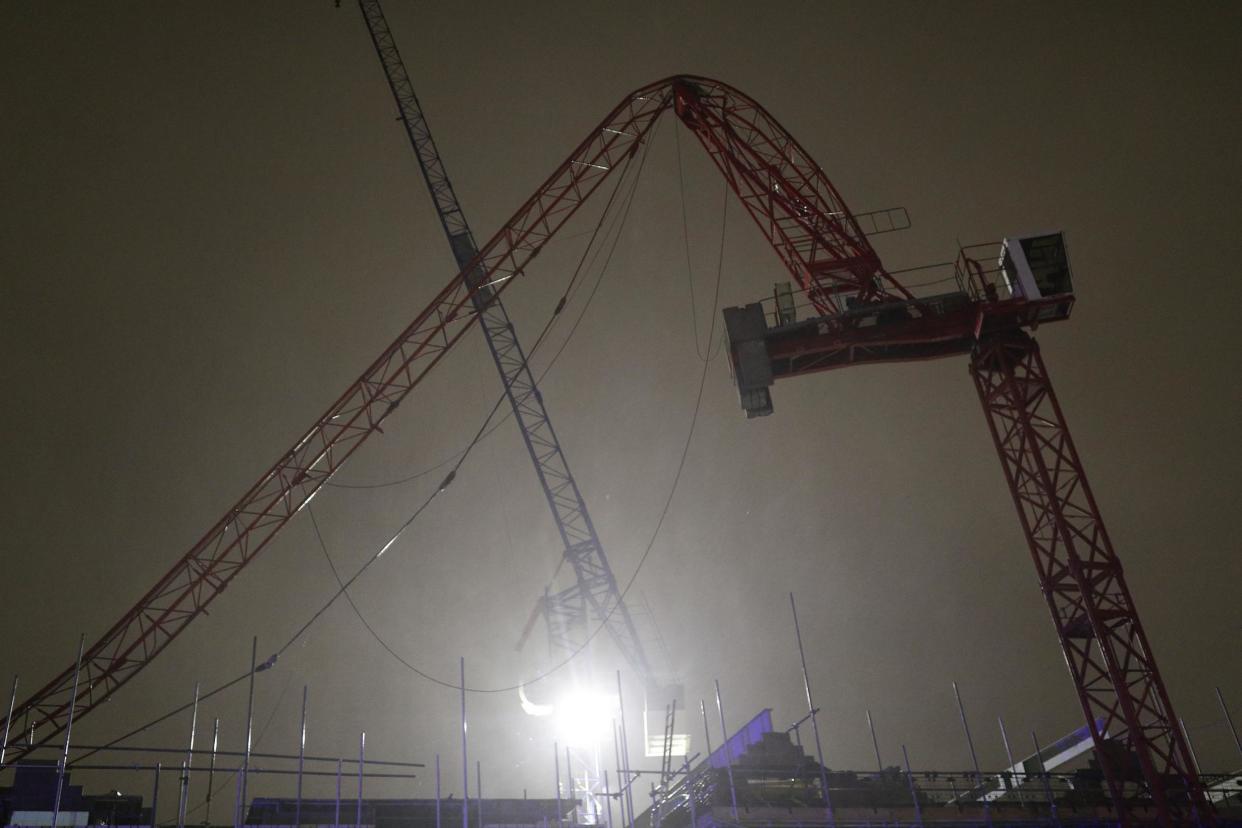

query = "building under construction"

[{"left": 4, "top": 709, "right": 1241, "bottom": 828}]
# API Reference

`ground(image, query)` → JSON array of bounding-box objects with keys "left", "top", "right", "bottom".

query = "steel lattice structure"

[
  {"left": 355, "top": 0, "right": 648, "bottom": 677},
  {"left": 671, "top": 82, "right": 910, "bottom": 316},
  {"left": 2, "top": 73, "right": 1207, "bottom": 827},
  {"left": 971, "top": 331, "right": 1204, "bottom": 822}
]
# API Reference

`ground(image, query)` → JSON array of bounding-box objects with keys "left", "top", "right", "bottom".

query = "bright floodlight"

[{"left": 555, "top": 687, "right": 619, "bottom": 747}]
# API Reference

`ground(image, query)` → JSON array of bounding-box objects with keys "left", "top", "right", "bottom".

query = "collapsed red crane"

[{"left": 0, "top": 75, "right": 1205, "bottom": 826}]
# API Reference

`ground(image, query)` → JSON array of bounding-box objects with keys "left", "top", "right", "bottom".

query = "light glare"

[{"left": 555, "top": 688, "right": 619, "bottom": 747}]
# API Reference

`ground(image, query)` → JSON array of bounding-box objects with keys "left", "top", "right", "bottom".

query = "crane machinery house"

[{"left": 1000, "top": 232, "right": 1074, "bottom": 306}]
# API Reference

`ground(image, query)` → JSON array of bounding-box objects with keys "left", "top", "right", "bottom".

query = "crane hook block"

[{"left": 722, "top": 303, "right": 774, "bottom": 419}]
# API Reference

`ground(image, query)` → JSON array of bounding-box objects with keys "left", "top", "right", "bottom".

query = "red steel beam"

[
  {"left": 671, "top": 79, "right": 907, "bottom": 316},
  {"left": 971, "top": 332, "right": 1209, "bottom": 825}
]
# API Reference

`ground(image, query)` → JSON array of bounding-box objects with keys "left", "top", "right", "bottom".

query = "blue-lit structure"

[{"left": 356, "top": 1, "right": 649, "bottom": 676}]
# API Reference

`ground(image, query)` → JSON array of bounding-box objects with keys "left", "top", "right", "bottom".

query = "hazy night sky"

[{"left": 3, "top": 0, "right": 1240, "bottom": 815}]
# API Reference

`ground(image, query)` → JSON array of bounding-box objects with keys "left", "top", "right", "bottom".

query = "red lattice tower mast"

[{"left": 971, "top": 333, "right": 1202, "bottom": 822}]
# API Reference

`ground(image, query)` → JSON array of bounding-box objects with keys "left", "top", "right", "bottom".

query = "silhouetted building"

[
  {"left": 245, "top": 796, "right": 568, "bottom": 828},
  {"left": 1, "top": 762, "right": 145, "bottom": 827}
]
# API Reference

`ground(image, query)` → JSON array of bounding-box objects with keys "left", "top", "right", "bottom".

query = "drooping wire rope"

[
  {"left": 674, "top": 126, "right": 709, "bottom": 362},
  {"left": 325, "top": 119, "right": 661, "bottom": 492},
  {"left": 312, "top": 168, "right": 731, "bottom": 694},
  {"left": 74, "top": 117, "right": 660, "bottom": 755},
  {"left": 68, "top": 334, "right": 511, "bottom": 765},
  {"left": 526, "top": 136, "right": 653, "bottom": 399},
  {"left": 705, "top": 178, "right": 730, "bottom": 358},
  {"left": 675, "top": 125, "right": 728, "bottom": 363},
  {"left": 329, "top": 113, "right": 730, "bottom": 494},
  {"left": 94, "top": 381, "right": 516, "bottom": 770},
  {"left": 70, "top": 649, "right": 294, "bottom": 774},
  {"left": 304, "top": 120, "right": 667, "bottom": 688}
]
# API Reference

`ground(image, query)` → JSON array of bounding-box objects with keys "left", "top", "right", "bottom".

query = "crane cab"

[{"left": 1000, "top": 232, "right": 1073, "bottom": 302}]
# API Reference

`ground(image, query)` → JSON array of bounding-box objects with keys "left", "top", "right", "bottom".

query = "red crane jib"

[{"left": 5, "top": 75, "right": 1207, "bottom": 826}]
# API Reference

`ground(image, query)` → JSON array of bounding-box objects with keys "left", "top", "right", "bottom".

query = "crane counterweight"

[{"left": 722, "top": 233, "right": 1077, "bottom": 415}]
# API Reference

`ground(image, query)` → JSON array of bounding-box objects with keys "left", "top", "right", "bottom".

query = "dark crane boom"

[{"left": 353, "top": 0, "right": 649, "bottom": 676}]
